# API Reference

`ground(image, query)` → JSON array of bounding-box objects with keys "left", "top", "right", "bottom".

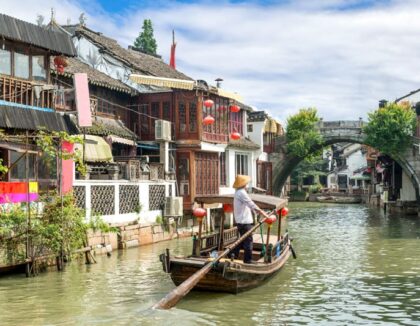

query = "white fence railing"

[{"left": 73, "top": 179, "right": 176, "bottom": 224}]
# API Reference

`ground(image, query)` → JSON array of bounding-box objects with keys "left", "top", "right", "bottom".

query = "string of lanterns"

[{"left": 202, "top": 98, "right": 242, "bottom": 140}]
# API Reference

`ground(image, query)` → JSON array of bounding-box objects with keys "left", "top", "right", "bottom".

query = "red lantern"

[
  {"left": 57, "top": 65, "right": 64, "bottom": 74},
  {"left": 203, "top": 115, "right": 215, "bottom": 125},
  {"left": 218, "top": 105, "right": 225, "bottom": 111},
  {"left": 230, "top": 132, "right": 241, "bottom": 140},
  {"left": 265, "top": 215, "right": 277, "bottom": 225},
  {"left": 230, "top": 105, "right": 240, "bottom": 113},
  {"left": 193, "top": 208, "right": 206, "bottom": 220},
  {"left": 280, "top": 207, "right": 289, "bottom": 217},
  {"left": 204, "top": 99, "right": 214, "bottom": 108},
  {"left": 223, "top": 203, "right": 233, "bottom": 213}
]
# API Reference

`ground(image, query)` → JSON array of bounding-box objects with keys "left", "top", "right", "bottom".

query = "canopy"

[
  {"left": 106, "top": 135, "right": 136, "bottom": 146},
  {"left": 195, "top": 194, "right": 287, "bottom": 210},
  {"left": 350, "top": 173, "right": 371, "bottom": 181},
  {"left": 130, "top": 74, "right": 195, "bottom": 90},
  {"left": 74, "top": 135, "right": 113, "bottom": 163}
]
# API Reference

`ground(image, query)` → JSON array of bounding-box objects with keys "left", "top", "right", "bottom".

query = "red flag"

[{"left": 170, "top": 30, "right": 176, "bottom": 69}]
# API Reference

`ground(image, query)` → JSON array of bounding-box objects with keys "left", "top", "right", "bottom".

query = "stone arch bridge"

[{"left": 272, "top": 120, "right": 420, "bottom": 203}]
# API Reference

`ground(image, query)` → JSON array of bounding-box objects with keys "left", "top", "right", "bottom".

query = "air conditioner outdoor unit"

[
  {"left": 164, "top": 197, "right": 183, "bottom": 217},
  {"left": 155, "top": 119, "right": 171, "bottom": 141}
]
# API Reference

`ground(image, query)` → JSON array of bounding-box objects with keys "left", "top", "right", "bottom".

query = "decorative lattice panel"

[
  {"left": 73, "top": 186, "right": 86, "bottom": 209},
  {"left": 150, "top": 163, "right": 164, "bottom": 180},
  {"left": 119, "top": 185, "right": 140, "bottom": 214},
  {"left": 149, "top": 185, "right": 166, "bottom": 210},
  {"left": 168, "top": 184, "right": 172, "bottom": 197},
  {"left": 91, "top": 185, "right": 115, "bottom": 216}
]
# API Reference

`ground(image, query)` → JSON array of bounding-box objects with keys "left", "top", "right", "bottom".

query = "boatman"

[{"left": 231, "top": 175, "right": 268, "bottom": 264}]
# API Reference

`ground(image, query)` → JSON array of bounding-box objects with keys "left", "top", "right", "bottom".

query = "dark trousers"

[{"left": 231, "top": 224, "right": 253, "bottom": 263}]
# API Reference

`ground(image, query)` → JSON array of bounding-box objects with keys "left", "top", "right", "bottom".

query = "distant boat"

[{"left": 317, "top": 196, "right": 362, "bottom": 204}]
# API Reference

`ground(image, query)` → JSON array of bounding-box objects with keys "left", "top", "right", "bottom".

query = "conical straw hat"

[{"left": 233, "top": 175, "right": 251, "bottom": 189}]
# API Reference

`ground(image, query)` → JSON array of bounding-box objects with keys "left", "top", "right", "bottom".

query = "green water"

[{"left": 0, "top": 203, "right": 419, "bottom": 325}]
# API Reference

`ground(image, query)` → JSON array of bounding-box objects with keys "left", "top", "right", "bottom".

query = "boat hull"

[{"left": 168, "top": 244, "right": 291, "bottom": 294}]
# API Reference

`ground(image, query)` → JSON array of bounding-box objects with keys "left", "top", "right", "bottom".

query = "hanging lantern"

[
  {"left": 218, "top": 105, "right": 225, "bottom": 111},
  {"left": 57, "top": 65, "right": 65, "bottom": 74},
  {"left": 193, "top": 208, "right": 206, "bottom": 221},
  {"left": 230, "top": 132, "right": 241, "bottom": 140},
  {"left": 203, "top": 115, "right": 215, "bottom": 125},
  {"left": 229, "top": 104, "right": 240, "bottom": 113},
  {"left": 54, "top": 56, "right": 68, "bottom": 74},
  {"left": 223, "top": 203, "right": 233, "bottom": 213},
  {"left": 203, "top": 99, "right": 214, "bottom": 108},
  {"left": 264, "top": 214, "right": 277, "bottom": 225},
  {"left": 280, "top": 207, "right": 289, "bottom": 217}
]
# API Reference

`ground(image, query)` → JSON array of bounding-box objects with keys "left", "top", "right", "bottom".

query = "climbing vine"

[
  {"left": 286, "top": 108, "right": 323, "bottom": 160},
  {"left": 363, "top": 102, "right": 416, "bottom": 156}
]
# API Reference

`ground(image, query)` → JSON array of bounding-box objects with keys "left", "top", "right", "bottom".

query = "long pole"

[
  {"left": 153, "top": 213, "right": 273, "bottom": 310},
  {"left": 25, "top": 131, "right": 31, "bottom": 277}
]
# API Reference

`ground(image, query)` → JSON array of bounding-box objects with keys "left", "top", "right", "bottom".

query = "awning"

[
  {"left": 106, "top": 135, "right": 136, "bottom": 146},
  {"left": 74, "top": 135, "right": 113, "bottom": 163},
  {"left": 0, "top": 102, "right": 76, "bottom": 133},
  {"left": 350, "top": 174, "right": 371, "bottom": 180},
  {"left": 130, "top": 74, "right": 195, "bottom": 90},
  {"left": 216, "top": 88, "right": 243, "bottom": 102}
]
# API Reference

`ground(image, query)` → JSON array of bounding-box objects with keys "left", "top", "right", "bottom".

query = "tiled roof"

[
  {"left": 228, "top": 137, "right": 260, "bottom": 150},
  {"left": 51, "top": 57, "right": 135, "bottom": 94},
  {"left": 0, "top": 14, "right": 76, "bottom": 56},
  {"left": 248, "top": 111, "right": 267, "bottom": 122},
  {"left": 64, "top": 25, "right": 193, "bottom": 81}
]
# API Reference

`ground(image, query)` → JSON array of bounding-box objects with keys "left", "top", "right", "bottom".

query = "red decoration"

[
  {"left": 230, "top": 104, "right": 240, "bottom": 113},
  {"left": 203, "top": 115, "right": 215, "bottom": 125},
  {"left": 54, "top": 56, "right": 68, "bottom": 74},
  {"left": 223, "top": 203, "right": 233, "bottom": 213},
  {"left": 218, "top": 105, "right": 225, "bottom": 111},
  {"left": 204, "top": 99, "right": 214, "bottom": 108},
  {"left": 280, "top": 207, "right": 289, "bottom": 217},
  {"left": 230, "top": 132, "right": 241, "bottom": 140},
  {"left": 265, "top": 215, "right": 277, "bottom": 225},
  {"left": 193, "top": 207, "right": 206, "bottom": 219}
]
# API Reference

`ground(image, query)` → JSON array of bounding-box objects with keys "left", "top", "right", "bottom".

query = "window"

[
  {"left": 151, "top": 102, "right": 160, "bottom": 119},
  {"left": 32, "top": 55, "right": 46, "bottom": 81},
  {"left": 179, "top": 102, "right": 186, "bottom": 133},
  {"left": 247, "top": 124, "right": 253, "bottom": 132},
  {"left": 189, "top": 102, "right": 197, "bottom": 132},
  {"left": 10, "top": 151, "right": 36, "bottom": 180},
  {"left": 220, "top": 152, "right": 226, "bottom": 186},
  {"left": 140, "top": 105, "right": 149, "bottom": 135},
  {"left": 235, "top": 153, "right": 248, "bottom": 175},
  {"left": 195, "top": 152, "right": 219, "bottom": 195},
  {"left": 14, "top": 52, "right": 29, "bottom": 79},
  {"left": 38, "top": 154, "right": 57, "bottom": 180},
  {"left": 0, "top": 48, "right": 11, "bottom": 75},
  {"left": 163, "top": 101, "right": 171, "bottom": 121}
]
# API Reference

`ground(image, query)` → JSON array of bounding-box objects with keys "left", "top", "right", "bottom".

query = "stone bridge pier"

[{"left": 272, "top": 120, "right": 420, "bottom": 205}]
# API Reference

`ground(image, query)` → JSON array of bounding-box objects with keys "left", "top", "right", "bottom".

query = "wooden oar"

[{"left": 153, "top": 214, "right": 271, "bottom": 310}]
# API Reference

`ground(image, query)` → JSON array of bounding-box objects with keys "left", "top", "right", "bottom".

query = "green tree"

[
  {"left": 364, "top": 102, "right": 416, "bottom": 156},
  {"left": 286, "top": 108, "right": 323, "bottom": 159},
  {"left": 134, "top": 19, "right": 158, "bottom": 55}
]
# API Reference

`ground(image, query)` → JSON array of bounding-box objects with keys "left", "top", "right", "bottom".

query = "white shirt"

[{"left": 234, "top": 188, "right": 259, "bottom": 224}]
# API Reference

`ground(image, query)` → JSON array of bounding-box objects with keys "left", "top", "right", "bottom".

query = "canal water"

[{"left": 0, "top": 203, "right": 419, "bottom": 325}]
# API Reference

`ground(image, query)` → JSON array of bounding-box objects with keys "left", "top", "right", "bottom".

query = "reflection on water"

[{"left": 0, "top": 203, "right": 419, "bottom": 325}]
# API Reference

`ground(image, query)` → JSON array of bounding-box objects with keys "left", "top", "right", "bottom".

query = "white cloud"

[{"left": 2, "top": 0, "right": 420, "bottom": 123}]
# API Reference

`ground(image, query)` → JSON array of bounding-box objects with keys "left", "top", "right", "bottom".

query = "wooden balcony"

[{"left": 0, "top": 75, "right": 55, "bottom": 109}]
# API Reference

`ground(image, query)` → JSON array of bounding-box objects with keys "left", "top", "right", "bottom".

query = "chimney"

[{"left": 215, "top": 78, "right": 223, "bottom": 88}]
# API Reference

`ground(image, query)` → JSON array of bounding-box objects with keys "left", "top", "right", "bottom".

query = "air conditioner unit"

[
  {"left": 155, "top": 119, "right": 171, "bottom": 141},
  {"left": 164, "top": 197, "right": 183, "bottom": 217}
]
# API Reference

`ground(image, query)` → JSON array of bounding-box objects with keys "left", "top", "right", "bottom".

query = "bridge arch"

[{"left": 273, "top": 120, "right": 420, "bottom": 203}]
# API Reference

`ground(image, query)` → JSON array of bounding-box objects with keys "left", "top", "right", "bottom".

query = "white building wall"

[{"left": 400, "top": 171, "right": 417, "bottom": 201}]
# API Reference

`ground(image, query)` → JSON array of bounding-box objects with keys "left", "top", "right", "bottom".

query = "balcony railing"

[{"left": 0, "top": 75, "right": 55, "bottom": 109}]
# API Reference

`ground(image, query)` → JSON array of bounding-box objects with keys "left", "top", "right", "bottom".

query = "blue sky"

[{"left": 1, "top": 0, "right": 420, "bottom": 123}]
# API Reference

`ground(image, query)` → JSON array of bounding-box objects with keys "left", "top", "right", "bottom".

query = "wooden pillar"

[{"left": 218, "top": 211, "right": 225, "bottom": 251}]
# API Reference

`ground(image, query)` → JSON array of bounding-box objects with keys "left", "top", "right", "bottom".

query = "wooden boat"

[
  {"left": 159, "top": 194, "right": 294, "bottom": 294},
  {"left": 317, "top": 195, "right": 361, "bottom": 204}
]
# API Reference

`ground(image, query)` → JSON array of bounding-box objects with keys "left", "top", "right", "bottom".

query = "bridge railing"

[{"left": 317, "top": 120, "right": 365, "bottom": 129}]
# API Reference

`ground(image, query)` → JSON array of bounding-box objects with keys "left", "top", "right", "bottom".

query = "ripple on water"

[{"left": 0, "top": 203, "right": 420, "bottom": 325}]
